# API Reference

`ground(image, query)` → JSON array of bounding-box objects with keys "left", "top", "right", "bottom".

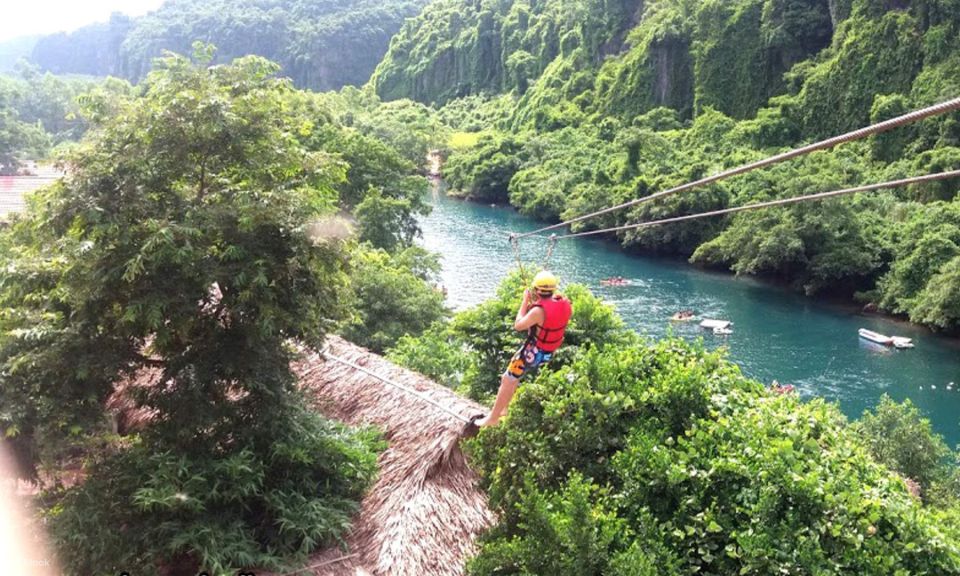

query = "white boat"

[
  {"left": 892, "top": 337, "right": 914, "bottom": 349},
  {"left": 858, "top": 328, "right": 893, "bottom": 346},
  {"left": 700, "top": 319, "right": 732, "bottom": 330},
  {"left": 713, "top": 327, "right": 733, "bottom": 335},
  {"left": 858, "top": 328, "right": 914, "bottom": 349}
]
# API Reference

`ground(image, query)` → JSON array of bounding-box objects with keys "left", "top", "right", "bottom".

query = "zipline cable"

[
  {"left": 320, "top": 348, "right": 473, "bottom": 424},
  {"left": 509, "top": 233, "right": 530, "bottom": 285},
  {"left": 542, "top": 234, "right": 558, "bottom": 268},
  {"left": 553, "top": 170, "right": 960, "bottom": 239},
  {"left": 511, "top": 96, "right": 960, "bottom": 241}
]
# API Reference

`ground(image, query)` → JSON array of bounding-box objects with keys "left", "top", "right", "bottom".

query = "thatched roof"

[
  {"left": 290, "top": 336, "right": 494, "bottom": 576},
  {"left": 105, "top": 336, "right": 494, "bottom": 575}
]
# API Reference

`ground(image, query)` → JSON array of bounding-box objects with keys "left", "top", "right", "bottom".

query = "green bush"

[
  {"left": 387, "top": 322, "right": 469, "bottom": 386},
  {"left": 342, "top": 246, "right": 449, "bottom": 353},
  {"left": 467, "top": 339, "right": 960, "bottom": 576},
  {"left": 51, "top": 404, "right": 382, "bottom": 575},
  {"left": 856, "top": 395, "right": 953, "bottom": 494},
  {"left": 445, "top": 133, "right": 527, "bottom": 203},
  {"left": 876, "top": 200, "right": 960, "bottom": 329}
]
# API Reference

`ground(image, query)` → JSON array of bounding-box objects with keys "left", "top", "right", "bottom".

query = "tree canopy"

[{"left": 0, "top": 47, "right": 384, "bottom": 572}]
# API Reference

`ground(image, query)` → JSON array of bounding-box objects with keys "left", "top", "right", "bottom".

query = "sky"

[{"left": 0, "top": 0, "right": 166, "bottom": 43}]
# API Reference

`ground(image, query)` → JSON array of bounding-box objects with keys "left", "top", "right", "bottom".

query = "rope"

[
  {"left": 512, "top": 96, "right": 960, "bottom": 240},
  {"left": 510, "top": 233, "right": 530, "bottom": 285},
  {"left": 553, "top": 170, "right": 960, "bottom": 239},
  {"left": 542, "top": 234, "right": 558, "bottom": 268},
  {"left": 320, "top": 347, "right": 472, "bottom": 424}
]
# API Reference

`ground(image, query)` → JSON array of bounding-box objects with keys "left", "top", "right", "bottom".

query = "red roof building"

[{"left": 0, "top": 167, "right": 62, "bottom": 218}]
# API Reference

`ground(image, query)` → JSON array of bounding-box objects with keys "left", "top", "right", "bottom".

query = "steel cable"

[
  {"left": 555, "top": 170, "right": 960, "bottom": 239},
  {"left": 511, "top": 96, "right": 960, "bottom": 240}
]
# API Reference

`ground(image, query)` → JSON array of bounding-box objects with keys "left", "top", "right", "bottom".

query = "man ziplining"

[{"left": 475, "top": 271, "right": 572, "bottom": 428}]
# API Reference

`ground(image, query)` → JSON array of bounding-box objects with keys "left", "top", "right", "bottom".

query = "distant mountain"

[
  {"left": 29, "top": 0, "right": 431, "bottom": 90},
  {"left": 0, "top": 35, "right": 41, "bottom": 72}
]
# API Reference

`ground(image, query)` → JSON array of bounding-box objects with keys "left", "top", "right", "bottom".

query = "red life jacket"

[{"left": 531, "top": 295, "right": 572, "bottom": 352}]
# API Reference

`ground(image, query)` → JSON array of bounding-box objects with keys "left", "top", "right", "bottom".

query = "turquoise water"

[{"left": 418, "top": 189, "right": 960, "bottom": 447}]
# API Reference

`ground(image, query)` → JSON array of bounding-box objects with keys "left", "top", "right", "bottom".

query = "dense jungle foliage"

[
  {"left": 28, "top": 0, "right": 429, "bottom": 91},
  {"left": 0, "top": 64, "right": 109, "bottom": 173},
  {"left": 390, "top": 273, "right": 960, "bottom": 575},
  {"left": 0, "top": 46, "right": 447, "bottom": 573},
  {"left": 4, "top": 0, "right": 960, "bottom": 571},
  {"left": 376, "top": 0, "right": 960, "bottom": 331}
]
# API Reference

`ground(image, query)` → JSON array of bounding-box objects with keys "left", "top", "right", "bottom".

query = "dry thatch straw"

[{"left": 290, "top": 336, "right": 495, "bottom": 576}]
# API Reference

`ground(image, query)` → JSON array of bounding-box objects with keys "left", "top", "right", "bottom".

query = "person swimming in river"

[{"left": 473, "top": 271, "right": 572, "bottom": 428}]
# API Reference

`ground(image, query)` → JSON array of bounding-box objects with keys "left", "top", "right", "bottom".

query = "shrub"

[
  {"left": 467, "top": 339, "right": 960, "bottom": 575},
  {"left": 342, "top": 246, "right": 448, "bottom": 353},
  {"left": 52, "top": 404, "right": 382, "bottom": 574},
  {"left": 855, "top": 394, "right": 953, "bottom": 494}
]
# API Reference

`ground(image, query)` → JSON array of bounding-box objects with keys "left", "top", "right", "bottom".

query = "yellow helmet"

[{"left": 532, "top": 271, "right": 559, "bottom": 294}]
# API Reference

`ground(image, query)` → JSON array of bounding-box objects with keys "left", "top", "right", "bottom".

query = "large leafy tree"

[
  {"left": 856, "top": 395, "right": 953, "bottom": 495},
  {"left": 0, "top": 47, "right": 379, "bottom": 573},
  {"left": 0, "top": 76, "right": 50, "bottom": 174}
]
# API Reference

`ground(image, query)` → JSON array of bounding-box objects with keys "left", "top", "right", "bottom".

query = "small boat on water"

[
  {"left": 858, "top": 328, "right": 892, "bottom": 346},
  {"left": 858, "top": 328, "right": 914, "bottom": 349},
  {"left": 892, "top": 336, "right": 914, "bottom": 349},
  {"left": 770, "top": 380, "right": 795, "bottom": 394},
  {"left": 600, "top": 276, "right": 631, "bottom": 287},
  {"left": 713, "top": 327, "right": 733, "bottom": 335},
  {"left": 671, "top": 310, "right": 697, "bottom": 322},
  {"left": 700, "top": 319, "right": 732, "bottom": 330}
]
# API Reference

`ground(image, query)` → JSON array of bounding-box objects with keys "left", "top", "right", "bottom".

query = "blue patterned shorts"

[{"left": 504, "top": 340, "right": 553, "bottom": 381}]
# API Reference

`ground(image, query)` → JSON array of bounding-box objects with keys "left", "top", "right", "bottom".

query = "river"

[{"left": 418, "top": 187, "right": 960, "bottom": 447}]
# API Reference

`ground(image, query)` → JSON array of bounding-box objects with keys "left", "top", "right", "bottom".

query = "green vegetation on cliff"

[
  {"left": 377, "top": 0, "right": 960, "bottom": 331},
  {"left": 372, "top": 0, "right": 834, "bottom": 122},
  {"left": 29, "top": 0, "right": 430, "bottom": 91}
]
